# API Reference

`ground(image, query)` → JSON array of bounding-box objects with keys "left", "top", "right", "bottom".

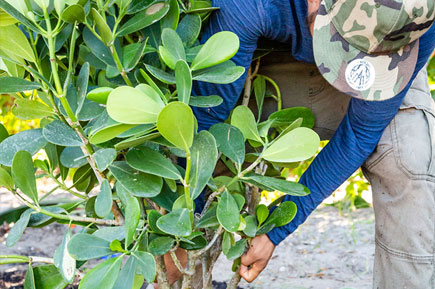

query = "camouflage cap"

[{"left": 313, "top": 0, "right": 435, "bottom": 100}]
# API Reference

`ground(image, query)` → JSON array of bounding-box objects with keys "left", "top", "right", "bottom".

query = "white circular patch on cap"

[{"left": 345, "top": 59, "right": 375, "bottom": 91}]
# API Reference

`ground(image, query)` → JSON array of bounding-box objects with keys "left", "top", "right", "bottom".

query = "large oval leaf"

[
  {"left": 78, "top": 256, "right": 123, "bottom": 289},
  {"left": 156, "top": 208, "right": 191, "bottom": 236},
  {"left": 6, "top": 209, "right": 32, "bottom": 247},
  {"left": 230, "top": 105, "right": 261, "bottom": 143},
  {"left": 161, "top": 28, "right": 185, "bottom": 63},
  {"left": 113, "top": 256, "right": 135, "bottom": 289},
  {"left": 67, "top": 233, "right": 112, "bottom": 260},
  {"left": 189, "top": 131, "right": 218, "bottom": 200},
  {"left": 217, "top": 191, "right": 240, "bottom": 232},
  {"left": 264, "top": 201, "right": 297, "bottom": 227},
  {"left": 117, "top": 2, "right": 170, "bottom": 36},
  {"left": 109, "top": 161, "right": 163, "bottom": 198},
  {"left": 0, "top": 25, "right": 35, "bottom": 62},
  {"left": 12, "top": 98, "right": 53, "bottom": 120},
  {"left": 53, "top": 229, "right": 76, "bottom": 283},
  {"left": 61, "top": 4, "right": 85, "bottom": 23},
  {"left": 107, "top": 86, "right": 163, "bottom": 124},
  {"left": 126, "top": 147, "right": 181, "bottom": 180},
  {"left": 242, "top": 174, "right": 310, "bottom": 197},
  {"left": 0, "top": 77, "right": 41, "bottom": 94},
  {"left": 0, "top": 129, "right": 47, "bottom": 166},
  {"left": 43, "top": 120, "right": 83, "bottom": 147},
  {"left": 156, "top": 101, "right": 194, "bottom": 151},
  {"left": 191, "top": 31, "right": 239, "bottom": 71},
  {"left": 192, "top": 61, "right": 245, "bottom": 84},
  {"left": 176, "top": 13, "right": 201, "bottom": 47},
  {"left": 60, "top": 146, "right": 87, "bottom": 168},
  {"left": 12, "top": 151, "right": 38, "bottom": 204},
  {"left": 269, "top": 107, "right": 315, "bottom": 129},
  {"left": 125, "top": 196, "right": 140, "bottom": 248},
  {"left": 175, "top": 59, "right": 191, "bottom": 104},
  {"left": 262, "top": 127, "right": 320, "bottom": 163},
  {"left": 95, "top": 180, "right": 113, "bottom": 218},
  {"left": 132, "top": 251, "right": 156, "bottom": 283},
  {"left": 209, "top": 123, "right": 245, "bottom": 169}
]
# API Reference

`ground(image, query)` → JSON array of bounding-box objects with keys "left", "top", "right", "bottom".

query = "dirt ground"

[{"left": 0, "top": 186, "right": 375, "bottom": 289}]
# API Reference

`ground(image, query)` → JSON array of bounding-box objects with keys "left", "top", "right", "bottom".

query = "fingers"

[{"left": 239, "top": 262, "right": 264, "bottom": 283}]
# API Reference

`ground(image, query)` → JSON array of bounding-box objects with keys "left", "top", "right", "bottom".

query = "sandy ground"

[{"left": 0, "top": 185, "right": 375, "bottom": 289}]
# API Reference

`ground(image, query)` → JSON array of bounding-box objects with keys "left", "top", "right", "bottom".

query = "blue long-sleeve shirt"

[{"left": 192, "top": 0, "right": 435, "bottom": 245}]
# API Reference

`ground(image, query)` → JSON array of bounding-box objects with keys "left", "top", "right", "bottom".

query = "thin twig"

[
  {"left": 193, "top": 226, "right": 223, "bottom": 257},
  {"left": 170, "top": 249, "right": 193, "bottom": 276},
  {"left": 227, "top": 271, "right": 242, "bottom": 289}
]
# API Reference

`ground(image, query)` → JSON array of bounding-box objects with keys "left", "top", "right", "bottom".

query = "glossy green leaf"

[
  {"left": 160, "top": 0, "right": 179, "bottom": 30},
  {"left": 109, "top": 161, "right": 163, "bottom": 198},
  {"left": 125, "top": 38, "right": 148, "bottom": 72},
  {"left": 0, "top": 123, "right": 8, "bottom": 142},
  {"left": 127, "top": 0, "right": 154, "bottom": 13},
  {"left": 32, "top": 264, "right": 69, "bottom": 289},
  {"left": 83, "top": 28, "right": 116, "bottom": 67},
  {"left": 145, "top": 64, "right": 176, "bottom": 84},
  {"left": 132, "top": 251, "right": 156, "bottom": 283},
  {"left": 6, "top": 209, "right": 32, "bottom": 247},
  {"left": 86, "top": 87, "right": 113, "bottom": 104},
  {"left": 0, "top": 0, "right": 41, "bottom": 32},
  {"left": 217, "top": 191, "right": 240, "bottom": 232},
  {"left": 12, "top": 98, "right": 54, "bottom": 120},
  {"left": 192, "top": 61, "right": 245, "bottom": 84},
  {"left": 176, "top": 13, "right": 201, "bottom": 47},
  {"left": 60, "top": 146, "right": 87, "bottom": 168},
  {"left": 158, "top": 45, "right": 177, "bottom": 69},
  {"left": 117, "top": 2, "right": 169, "bottom": 36},
  {"left": 148, "top": 236, "right": 174, "bottom": 255},
  {"left": 91, "top": 8, "right": 112, "bottom": 45},
  {"left": 107, "top": 86, "right": 163, "bottom": 124},
  {"left": 231, "top": 105, "right": 262, "bottom": 143},
  {"left": 162, "top": 28, "right": 185, "bottom": 62},
  {"left": 95, "top": 180, "right": 113, "bottom": 218},
  {"left": 135, "top": 83, "right": 165, "bottom": 107},
  {"left": 125, "top": 196, "right": 140, "bottom": 248},
  {"left": 78, "top": 256, "right": 123, "bottom": 289},
  {"left": 113, "top": 256, "right": 135, "bottom": 289},
  {"left": 93, "top": 226, "right": 125, "bottom": 242},
  {"left": 43, "top": 120, "right": 83, "bottom": 147},
  {"left": 209, "top": 123, "right": 245, "bottom": 169},
  {"left": 196, "top": 204, "right": 219, "bottom": 228},
  {"left": 189, "top": 95, "right": 223, "bottom": 107},
  {"left": 53, "top": 229, "right": 75, "bottom": 283},
  {"left": 190, "top": 131, "right": 218, "bottom": 199},
  {"left": 24, "top": 263, "right": 35, "bottom": 289},
  {"left": 90, "top": 123, "right": 136, "bottom": 145},
  {"left": 54, "top": 0, "right": 65, "bottom": 15},
  {"left": 0, "top": 166, "right": 13, "bottom": 190},
  {"left": 264, "top": 201, "right": 297, "bottom": 228},
  {"left": 0, "top": 129, "right": 47, "bottom": 166},
  {"left": 254, "top": 75, "right": 266, "bottom": 121},
  {"left": 157, "top": 102, "right": 194, "bottom": 151},
  {"left": 224, "top": 238, "right": 247, "bottom": 260},
  {"left": 0, "top": 25, "right": 35, "bottom": 62},
  {"left": 243, "top": 174, "right": 310, "bottom": 196},
  {"left": 12, "top": 151, "right": 38, "bottom": 204},
  {"left": 269, "top": 107, "right": 315, "bottom": 129},
  {"left": 255, "top": 204, "right": 268, "bottom": 226},
  {"left": 191, "top": 31, "right": 239, "bottom": 70},
  {"left": 156, "top": 208, "right": 191, "bottom": 236},
  {"left": 110, "top": 240, "right": 124, "bottom": 252},
  {"left": 243, "top": 215, "right": 257, "bottom": 237},
  {"left": 221, "top": 231, "right": 232, "bottom": 255},
  {"left": 175, "top": 60, "right": 191, "bottom": 104},
  {"left": 263, "top": 127, "right": 320, "bottom": 163},
  {"left": 61, "top": 4, "right": 85, "bottom": 23},
  {"left": 180, "top": 234, "right": 207, "bottom": 250},
  {"left": 93, "top": 148, "right": 116, "bottom": 171},
  {"left": 126, "top": 147, "right": 181, "bottom": 180},
  {"left": 76, "top": 62, "right": 89, "bottom": 116},
  {"left": 0, "top": 77, "right": 40, "bottom": 94},
  {"left": 67, "top": 233, "right": 112, "bottom": 260}
]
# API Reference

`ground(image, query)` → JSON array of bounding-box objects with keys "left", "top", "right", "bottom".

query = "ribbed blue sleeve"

[{"left": 267, "top": 27, "right": 435, "bottom": 245}]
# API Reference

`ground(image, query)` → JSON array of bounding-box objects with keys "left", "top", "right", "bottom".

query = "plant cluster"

[{"left": 0, "top": 0, "right": 320, "bottom": 288}]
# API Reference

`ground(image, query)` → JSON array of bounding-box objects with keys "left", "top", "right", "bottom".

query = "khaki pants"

[{"left": 255, "top": 52, "right": 435, "bottom": 289}]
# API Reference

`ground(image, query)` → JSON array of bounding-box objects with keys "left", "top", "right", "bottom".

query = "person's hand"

[{"left": 239, "top": 234, "right": 275, "bottom": 283}]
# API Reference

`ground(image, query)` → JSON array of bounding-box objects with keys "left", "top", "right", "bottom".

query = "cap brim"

[{"left": 313, "top": 2, "right": 419, "bottom": 101}]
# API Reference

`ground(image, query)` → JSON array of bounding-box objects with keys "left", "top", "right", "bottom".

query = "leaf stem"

[{"left": 183, "top": 151, "right": 193, "bottom": 212}]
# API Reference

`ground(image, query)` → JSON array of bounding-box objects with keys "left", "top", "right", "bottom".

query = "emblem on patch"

[{"left": 345, "top": 59, "right": 375, "bottom": 91}]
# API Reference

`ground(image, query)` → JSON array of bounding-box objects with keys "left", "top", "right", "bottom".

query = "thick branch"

[
  {"left": 227, "top": 271, "right": 242, "bottom": 289},
  {"left": 155, "top": 255, "right": 170, "bottom": 289}
]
